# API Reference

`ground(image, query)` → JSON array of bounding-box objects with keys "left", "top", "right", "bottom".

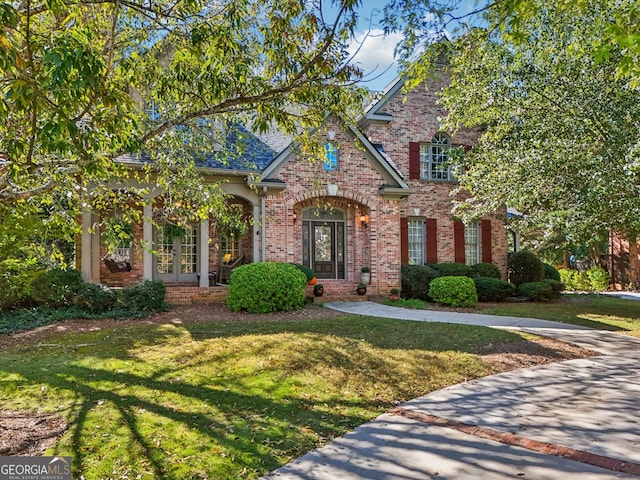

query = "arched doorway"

[{"left": 302, "top": 206, "right": 346, "bottom": 279}]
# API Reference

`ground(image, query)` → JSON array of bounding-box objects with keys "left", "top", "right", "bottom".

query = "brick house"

[{"left": 77, "top": 72, "right": 509, "bottom": 303}]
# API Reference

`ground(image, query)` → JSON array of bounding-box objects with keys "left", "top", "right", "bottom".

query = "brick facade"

[{"left": 86, "top": 72, "right": 509, "bottom": 300}]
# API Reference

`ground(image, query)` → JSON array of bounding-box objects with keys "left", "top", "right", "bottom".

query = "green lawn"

[
  {"left": 0, "top": 315, "right": 526, "bottom": 479},
  {"left": 479, "top": 294, "right": 640, "bottom": 333}
]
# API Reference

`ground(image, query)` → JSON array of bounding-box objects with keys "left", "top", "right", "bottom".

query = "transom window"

[
  {"left": 420, "top": 133, "right": 453, "bottom": 181},
  {"left": 324, "top": 142, "right": 339, "bottom": 171},
  {"left": 408, "top": 218, "right": 425, "bottom": 265}
]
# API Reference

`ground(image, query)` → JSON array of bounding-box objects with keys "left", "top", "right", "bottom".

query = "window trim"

[
  {"left": 464, "top": 221, "right": 481, "bottom": 266},
  {"left": 407, "top": 217, "right": 425, "bottom": 265}
]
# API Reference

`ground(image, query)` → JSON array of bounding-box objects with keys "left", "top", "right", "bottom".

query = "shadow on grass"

[{"left": 0, "top": 316, "right": 541, "bottom": 479}]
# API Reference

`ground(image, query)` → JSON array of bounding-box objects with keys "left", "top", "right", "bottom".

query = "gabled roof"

[
  {"left": 359, "top": 75, "right": 406, "bottom": 127},
  {"left": 260, "top": 122, "right": 413, "bottom": 198}
]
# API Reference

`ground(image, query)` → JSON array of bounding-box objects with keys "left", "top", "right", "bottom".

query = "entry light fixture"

[
  {"left": 293, "top": 212, "right": 297, "bottom": 224},
  {"left": 360, "top": 213, "right": 368, "bottom": 228}
]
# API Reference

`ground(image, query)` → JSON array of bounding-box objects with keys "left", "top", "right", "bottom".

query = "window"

[
  {"left": 408, "top": 218, "right": 425, "bottom": 265},
  {"left": 464, "top": 222, "right": 481, "bottom": 265},
  {"left": 420, "top": 133, "right": 452, "bottom": 181},
  {"left": 220, "top": 233, "right": 240, "bottom": 261},
  {"left": 324, "top": 142, "right": 338, "bottom": 171},
  {"left": 146, "top": 101, "right": 160, "bottom": 121}
]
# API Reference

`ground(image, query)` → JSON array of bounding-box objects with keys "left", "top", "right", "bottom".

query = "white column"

[
  {"left": 199, "top": 220, "right": 210, "bottom": 287},
  {"left": 143, "top": 204, "right": 153, "bottom": 281},
  {"left": 81, "top": 208, "right": 93, "bottom": 283},
  {"left": 253, "top": 203, "right": 261, "bottom": 262}
]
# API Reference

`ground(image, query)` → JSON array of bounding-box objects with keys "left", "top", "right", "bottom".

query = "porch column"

[
  {"left": 253, "top": 203, "right": 261, "bottom": 262},
  {"left": 143, "top": 204, "right": 153, "bottom": 281},
  {"left": 81, "top": 208, "right": 95, "bottom": 283},
  {"left": 199, "top": 220, "right": 210, "bottom": 287}
]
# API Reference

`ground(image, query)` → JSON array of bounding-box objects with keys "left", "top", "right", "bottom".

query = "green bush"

[
  {"left": 227, "top": 262, "right": 306, "bottom": 313},
  {"left": 559, "top": 269, "right": 592, "bottom": 291},
  {"left": 120, "top": 280, "right": 167, "bottom": 311},
  {"left": 75, "top": 283, "right": 119, "bottom": 313},
  {"left": 543, "top": 279, "right": 565, "bottom": 298},
  {"left": 517, "top": 281, "right": 553, "bottom": 301},
  {"left": 587, "top": 266, "right": 610, "bottom": 291},
  {"left": 31, "top": 268, "right": 84, "bottom": 308},
  {"left": 430, "top": 262, "right": 474, "bottom": 278},
  {"left": 290, "top": 263, "right": 315, "bottom": 283},
  {"left": 401, "top": 264, "right": 439, "bottom": 301},
  {"left": 508, "top": 251, "right": 544, "bottom": 287},
  {"left": 428, "top": 276, "right": 478, "bottom": 307},
  {"left": 473, "top": 277, "right": 516, "bottom": 302},
  {"left": 0, "top": 259, "right": 44, "bottom": 310},
  {"left": 543, "top": 263, "right": 561, "bottom": 281},
  {"left": 471, "top": 262, "right": 501, "bottom": 279}
]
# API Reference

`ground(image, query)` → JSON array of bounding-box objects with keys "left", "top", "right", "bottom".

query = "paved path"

[{"left": 262, "top": 302, "right": 640, "bottom": 479}]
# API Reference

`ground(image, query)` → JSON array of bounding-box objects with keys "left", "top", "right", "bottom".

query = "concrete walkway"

[{"left": 262, "top": 302, "right": 640, "bottom": 479}]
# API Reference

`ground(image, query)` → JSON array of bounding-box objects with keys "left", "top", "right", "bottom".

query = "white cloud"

[{"left": 348, "top": 29, "right": 404, "bottom": 90}]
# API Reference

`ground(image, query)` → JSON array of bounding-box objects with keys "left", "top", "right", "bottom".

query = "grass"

[
  {"left": 0, "top": 314, "right": 527, "bottom": 479},
  {"left": 479, "top": 294, "right": 640, "bottom": 333}
]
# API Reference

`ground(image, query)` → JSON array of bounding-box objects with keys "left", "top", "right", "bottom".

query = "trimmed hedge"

[
  {"left": 543, "top": 263, "right": 561, "bottom": 281},
  {"left": 31, "top": 268, "right": 84, "bottom": 308},
  {"left": 401, "top": 264, "right": 439, "bottom": 301},
  {"left": 543, "top": 279, "right": 564, "bottom": 298},
  {"left": 120, "top": 280, "right": 167, "bottom": 311},
  {"left": 430, "top": 262, "right": 474, "bottom": 278},
  {"left": 290, "top": 263, "right": 315, "bottom": 283},
  {"left": 559, "top": 269, "right": 592, "bottom": 291},
  {"left": 517, "top": 281, "right": 553, "bottom": 301},
  {"left": 227, "top": 262, "right": 306, "bottom": 313},
  {"left": 508, "top": 251, "right": 544, "bottom": 287},
  {"left": 0, "top": 259, "right": 44, "bottom": 310},
  {"left": 473, "top": 277, "right": 516, "bottom": 302},
  {"left": 428, "top": 276, "right": 478, "bottom": 307},
  {"left": 471, "top": 262, "right": 501, "bottom": 279},
  {"left": 587, "top": 266, "right": 610, "bottom": 291}
]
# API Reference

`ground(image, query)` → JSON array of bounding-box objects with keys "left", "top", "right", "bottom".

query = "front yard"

[{"left": 0, "top": 303, "right": 590, "bottom": 479}]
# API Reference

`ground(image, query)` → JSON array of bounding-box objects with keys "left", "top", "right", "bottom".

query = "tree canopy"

[{"left": 0, "top": 0, "right": 366, "bottom": 259}]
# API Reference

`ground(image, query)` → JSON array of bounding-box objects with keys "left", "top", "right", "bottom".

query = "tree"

[
  {"left": 0, "top": 0, "right": 366, "bottom": 248},
  {"left": 383, "top": 1, "right": 640, "bottom": 283}
]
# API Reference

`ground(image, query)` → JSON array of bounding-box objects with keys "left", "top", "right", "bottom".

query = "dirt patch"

[
  {"left": 0, "top": 411, "right": 67, "bottom": 455},
  {"left": 0, "top": 301, "right": 597, "bottom": 456}
]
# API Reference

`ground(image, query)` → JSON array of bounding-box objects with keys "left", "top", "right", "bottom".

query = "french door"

[{"left": 155, "top": 225, "right": 199, "bottom": 282}]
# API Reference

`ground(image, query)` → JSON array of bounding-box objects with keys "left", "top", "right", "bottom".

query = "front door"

[
  {"left": 155, "top": 225, "right": 198, "bottom": 282},
  {"left": 302, "top": 207, "right": 345, "bottom": 279}
]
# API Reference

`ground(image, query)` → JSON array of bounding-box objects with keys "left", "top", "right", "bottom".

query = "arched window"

[{"left": 420, "top": 133, "right": 452, "bottom": 181}]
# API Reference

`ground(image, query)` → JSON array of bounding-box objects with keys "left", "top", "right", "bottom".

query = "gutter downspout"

[{"left": 261, "top": 186, "right": 267, "bottom": 262}]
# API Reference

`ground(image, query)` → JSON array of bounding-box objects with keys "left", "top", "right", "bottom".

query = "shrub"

[
  {"left": 31, "top": 268, "right": 84, "bottom": 308},
  {"left": 587, "top": 266, "right": 610, "bottom": 291},
  {"left": 120, "top": 280, "right": 167, "bottom": 311},
  {"left": 227, "top": 262, "right": 306, "bottom": 313},
  {"left": 543, "top": 263, "right": 561, "bottom": 281},
  {"left": 401, "top": 264, "right": 439, "bottom": 301},
  {"left": 517, "top": 281, "right": 553, "bottom": 301},
  {"left": 508, "top": 251, "right": 544, "bottom": 287},
  {"left": 428, "top": 276, "right": 478, "bottom": 307},
  {"left": 361, "top": 266, "right": 370, "bottom": 273},
  {"left": 0, "top": 259, "right": 43, "bottom": 310},
  {"left": 559, "top": 269, "right": 592, "bottom": 291},
  {"left": 430, "top": 262, "right": 474, "bottom": 278},
  {"left": 543, "top": 279, "right": 565, "bottom": 298},
  {"left": 75, "top": 283, "right": 119, "bottom": 313},
  {"left": 290, "top": 263, "right": 315, "bottom": 283},
  {"left": 471, "top": 262, "right": 501, "bottom": 279},
  {"left": 473, "top": 277, "right": 516, "bottom": 302}
]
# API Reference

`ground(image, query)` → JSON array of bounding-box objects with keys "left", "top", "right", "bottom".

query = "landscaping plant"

[
  {"left": 508, "top": 251, "right": 544, "bottom": 286},
  {"left": 428, "top": 276, "right": 478, "bottom": 307}
]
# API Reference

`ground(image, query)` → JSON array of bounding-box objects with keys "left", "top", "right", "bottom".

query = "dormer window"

[{"left": 420, "top": 133, "right": 452, "bottom": 181}]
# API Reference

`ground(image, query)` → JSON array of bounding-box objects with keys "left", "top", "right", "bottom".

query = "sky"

[{"left": 346, "top": 1, "right": 484, "bottom": 91}]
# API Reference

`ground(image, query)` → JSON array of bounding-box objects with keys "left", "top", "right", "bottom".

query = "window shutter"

[
  {"left": 481, "top": 219, "right": 492, "bottom": 263},
  {"left": 454, "top": 221, "right": 465, "bottom": 264},
  {"left": 426, "top": 218, "right": 438, "bottom": 264},
  {"left": 400, "top": 217, "right": 409, "bottom": 264},
  {"left": 409, "top": 142, "right": 420, "bottom": 180}
]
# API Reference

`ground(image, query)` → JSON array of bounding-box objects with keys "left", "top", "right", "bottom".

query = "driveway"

[{"left": 262, "top": 302, "right": 640, "bottom": 479}]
